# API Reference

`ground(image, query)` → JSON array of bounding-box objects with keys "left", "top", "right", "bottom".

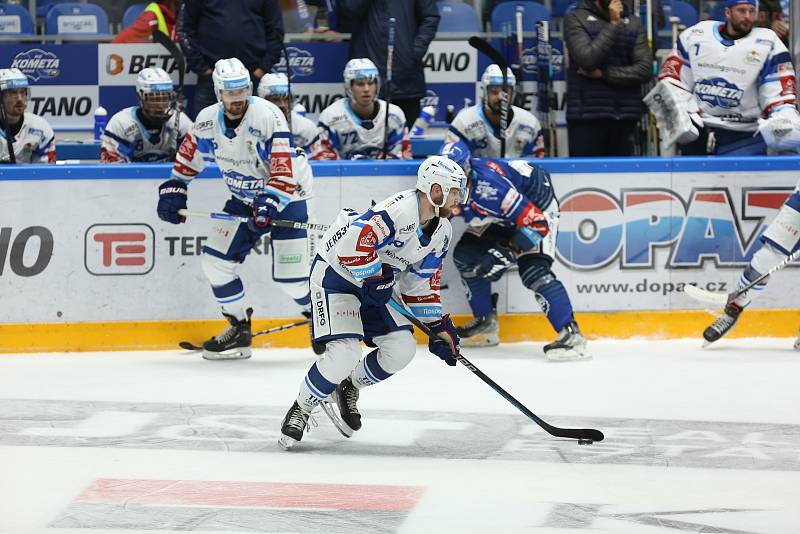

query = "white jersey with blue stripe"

[
  {"left": 170, "top": 97, "right": 307, "bottom": 210},
  {"left": 290, "top": 111, "right": 320, "bottom": 154},
  {"left": 101, "top": 106, "right": 192, "bottom": 163},
  {"left": 444, "top": 104, "right": 544, "bottom": 158},
  {"left": 314, "top": 98, "right": 408, "bottom": 160},
  {"left": 0, "top": 112, "right": 55, "bottom": 163},
  {"left": 318, "top": 189, "right": 451, "bottom": 321},
  {"left": 662, "top": 21, "right": 796, "bottom": 131}
]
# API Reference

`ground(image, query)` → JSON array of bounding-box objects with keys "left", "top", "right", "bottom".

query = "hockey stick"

[
  {"left": 0, "top": 95, "right": 16, "bottom": 164},
  {"left": 178, "top": 209, "right": 331, "bottom": 232},
  {"left": 684, "top": 248, "right": 800, "bottom": 306},
  {"left": 179, "top": 317, "right": 310, "bottom": 351},
  {"left": 281, "top": 44, "right": 294, "bottom": 132},
  {"left": 152, "top": 31, "right": 185, "bottom": 159},
  {"left": 381, "top": 17, "right": 396, "bottom": 159},
  {"left": 537, "top": 21, "right": 558, "bottom": 157},
  {"left": 388, "top": 297, "right": 604, "bottom": 443},
  {"left": 513, "top": 7, "right": 525, "bottom": 108},
  {"left": 468, "top": 36, "right": 508, "bottom": 158}
]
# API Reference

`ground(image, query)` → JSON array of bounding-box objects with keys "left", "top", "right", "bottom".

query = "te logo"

[{"left": 85, "top": 224, "right": 154, "bottom": 276}]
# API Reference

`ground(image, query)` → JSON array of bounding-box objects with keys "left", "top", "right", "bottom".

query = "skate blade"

[
  {"left": 545, "top": 348, "right": 592, "bottom": 362},
  {"left": 202, "top": 347, "right": 252, "bottom": 360},
  {"left": 460, "top": 334, "right": 500, "bottom": 348},
  {"left": 320, "top": 400, "right": 354, "bottom": 438},
  {"left": 278, "top": 434, "right": 297, "bottom": 450}
]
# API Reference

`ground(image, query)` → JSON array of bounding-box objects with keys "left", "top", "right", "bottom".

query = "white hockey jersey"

[
  {"left": 659, "top": 21, "right": 797, "bottom": 132},
  {"left": 171, "top": 97, "right": 308, "bottom": 209},
  {"left": 313, "top": 98, "right": 410, "bottom": 160},
  {"left": 319, "top": 189, "right": 451, "bottom": 321},
  {"left": 444, "top": 104, "right": 544, "bottom": 158},
  {"left": 0, "top": 112, "right": 55, "bottom": 163},
  {"left": 290, "top": 110, "right": 320, "bottom": 154},
  {"left": 101, "top": 106, "right": 193, "bottom": 163}
]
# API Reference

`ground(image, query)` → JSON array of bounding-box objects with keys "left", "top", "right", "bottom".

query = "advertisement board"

[{"left": 1, "top": 160, "right": 797, "bottom": 325}]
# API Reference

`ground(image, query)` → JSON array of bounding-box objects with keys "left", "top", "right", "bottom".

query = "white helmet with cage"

[
  {"left": 0, "top": 68, "right": 30, "bottom": 95},
  {"left": 212, "top": 57, "right": 252, "bottom": 102},
  {"left": 257, "top": 72, "right": 289, "bottom": 99},
  {"left": 135, "top": 67, "right": 174, "bottom": 119},
  {"left": 416, "top": 155, "right": 470, "bottom": 214},
  {"left": 480, "top": 64, "right": 515, "bottom": 102},
  {"left": 343, "top": 58, "right": 380, "bottom": 101}
]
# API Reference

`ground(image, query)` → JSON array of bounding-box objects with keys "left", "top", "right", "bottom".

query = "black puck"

[{"left": 578, "top": 439, "right": 593, "bottom": 445}]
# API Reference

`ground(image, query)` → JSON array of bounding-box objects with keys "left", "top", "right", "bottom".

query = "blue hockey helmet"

[{"left": 438, "top": 140, "right": 472, "bottom": 177}]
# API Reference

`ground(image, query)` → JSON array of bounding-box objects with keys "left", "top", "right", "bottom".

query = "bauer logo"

[
  {"left": 85, "top": 224, "right": 155, "bottom": 276},
  {"left": 556, "top": 187, "right": 793, "bottom": 270},
  {"left": 11, "top": 48, "right": 60, "bottom": 81},
  {"left": 275, "top": 47, "right": 315, "bottom": 77}
]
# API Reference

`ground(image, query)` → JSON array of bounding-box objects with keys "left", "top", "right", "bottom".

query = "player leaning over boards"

[
  {"left": 312, "top": 58, "right": 411, "bottom": 160},
  {"left": 0, "top": 68, "right": 55, "bottom": 164},
  {"left": 651, "top": 0, "right": 799, "bottom": 155},
  {"left": 101, "top": 67, "right": 193, "bottom": 163},
  {"left": 156, "top": 58, "right": 313, "bottom": 361},
  {"left": 440, "top": 141, "right": 589, "bottom": 362},
  {"left": 703, "top": 177, "right": 800, "bottom": 347},
  {"left": 443, "top": 64, "right": 544, "bottom": 159},
  {"left": 278, "top": 156, "right": 467, "bottom": 449}
]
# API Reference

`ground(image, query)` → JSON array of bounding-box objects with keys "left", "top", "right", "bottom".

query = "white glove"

[
  {"left": 758, "top": 106, "right": 800, "bottom": 150},
  {"left": 644, "top": 80, "right": 703, "bottom": 148}
]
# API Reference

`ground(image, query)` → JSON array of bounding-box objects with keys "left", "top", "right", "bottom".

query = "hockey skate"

[
  {"left": 320, "top": 377, "right": 361, "bottom": 437},
  {"left": 278, "top": 401, "right": 313, "bottom": 450},
  {"left": 543, "top": 322, "right": 590, "bottom": 361},
  {"left": 457, "top": 312, "right": 500, "bottom": 347},
  {"left": 302, "top": 310, "right": 326, "bottom": 355},
  {"left": 702, "top": 302, "right": 744, "bottom": 347},
  {"left": 202, "top": 308, "right": 253, "bottom": 360}
]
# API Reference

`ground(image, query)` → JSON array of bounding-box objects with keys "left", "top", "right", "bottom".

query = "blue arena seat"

[
  {"left": 671, "top": 0, "right": 699, "bottom": 27},
  {"left": 708, "top": 2, "right": 726, "bottom": 22},
  {"left": 436, "top": 1, "right": 481, "bottom": 33},
  {"left": 0, "top": 3, "right": 34, "bottom": 34},
  {"left": 491, "top": 1, "right": 550, "bottom": 33},
  {"left": 45, "top": 2, "right": 109, "bottom": 35},
  {"left": 122, "top": 3, "right": 147, "bottom": 28}
]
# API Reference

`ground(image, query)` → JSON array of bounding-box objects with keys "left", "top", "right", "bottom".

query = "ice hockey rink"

[{"left": 1, "top": 337, "right": 799, "bottom": 534}]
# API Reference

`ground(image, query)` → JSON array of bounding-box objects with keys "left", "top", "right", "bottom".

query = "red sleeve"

[{"left": 112, "top": 13, "right": 158, "bottom": 44}]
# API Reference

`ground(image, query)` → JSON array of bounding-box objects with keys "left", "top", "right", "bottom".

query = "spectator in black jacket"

[
  {"left": 178, "top": 0, "right": 284, "bottom": 117},
  {"left": 564, "top": 0, "right": 653, "bottom": 156},
  {"left": 338, "top": 0, "right": 440, "bottom": 127}
]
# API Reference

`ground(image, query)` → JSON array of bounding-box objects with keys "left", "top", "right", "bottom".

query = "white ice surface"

[{"left": 1, "top": 338, "right": 799, "bottom": 533}]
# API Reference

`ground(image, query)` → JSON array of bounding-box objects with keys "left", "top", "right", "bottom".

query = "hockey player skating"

[
  {"left": 702, "top": 178, "right": 800, "bottom": 347},
  {"left": 650, "top": 0, "right": 799, "bottom": 155},
  {"left": 157, "top": 58, "right": 313, "bottom": 360},
  {"left": 443, "top": 64, "right": 544, "bottom": 158},
  {"left": 0, "top": 68, "right": 55, "bottom": 164},
  {"left": 440, "top": 141, "right": 589, "bottom": 361},
  {"left": 101, "top": 67, "right": 192, "bottom": 163},
  {"left": 313, "top": 58, "right": 410, "bottom": 160},
  {"left": 256, "top": 73, "right": 320, "bottom": 155},
  {"left": 278, "top": 156, "right": 467, "bottom": 449}
]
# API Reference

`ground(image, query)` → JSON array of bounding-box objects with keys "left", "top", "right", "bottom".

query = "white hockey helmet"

[
  {"left": 0, "top": 68, "right": 30, "bottom": 94},
  {"left": 257, "top": 72, "right": 289, "bottom": 99},
  {"left": 343, "top": 58, "right": 380, "bottom": 101},
  {"left": 416, "top": 155, "right": 470, "bottom": 214},
  {"left": 135, "top": 67, "right": 174, "bottom": 116},
  {"left": 480, "top": 64, "right": 515, "bottom": 101},
  {"left": 212, "top": 57, "right": 252, "bottom": 102}
]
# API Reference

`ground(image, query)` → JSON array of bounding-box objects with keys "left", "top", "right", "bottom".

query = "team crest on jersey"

[
  {"left": 695, "top": 77, "right": 743, "bottom": 109},
  {"left": 356, "top": 226, "right": 378, "bottom": 252},
  {"left": 745, "top": 50, "right": 761, "bottom": 65},
  {"left": 475, "top": 180, "right": 499, "bottom": 201}
]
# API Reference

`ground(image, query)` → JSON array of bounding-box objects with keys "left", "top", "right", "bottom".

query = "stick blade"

[{"left": 683, "top": 284, "right": 728, "bottom": 306}]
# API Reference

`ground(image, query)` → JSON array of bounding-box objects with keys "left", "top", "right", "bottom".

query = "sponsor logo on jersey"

[
  {"left": 695, "top": 77, "right": 743, "bottom": 109},
  {"left": 314, "top": 290, "right": 326, "bottom": 325},
  {"left": 177, "top": 134, "right": 197, "bottom": 160},
  {"left": 369, "top": 214, "right": 389, "bottom": 237},
  {"left": 475, "top": 180, "right": 499, "bottom": 201},
  {"left": 195, "top": 120, "right": 213, "bottom": 131},
  {"left": 356, "top": 226, "right": 378, "bottom": 252},
  {"left": 269, "top": 155, "right": 292, "bottom": 176},
  {"left": 11, "top": 49, "right": 60, "bottom": 81},
  {"left": 744, "top": 50, "right": 762, "bottom": 65},
  {"left": 275, "top": 47, "right": 314, "bottom": 77},
  {"left": 223, "top": 170, "right": 265, "bottom": 191},
  {"left": 399, "top": 223, "right": 417, "bottom": 234},
  {"left": 780, "top": 76, "right": 796, "bottom": 97},
  {"left": 324, "top": 224, "right": 350, "bottom": 252},
  {"left": 485, "top": 160, "right": 507, "bottom": 176}
]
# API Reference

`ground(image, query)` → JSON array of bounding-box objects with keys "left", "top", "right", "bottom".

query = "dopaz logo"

[{"left": 85, "top": 224, "right": 154, "bottom": 276}]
